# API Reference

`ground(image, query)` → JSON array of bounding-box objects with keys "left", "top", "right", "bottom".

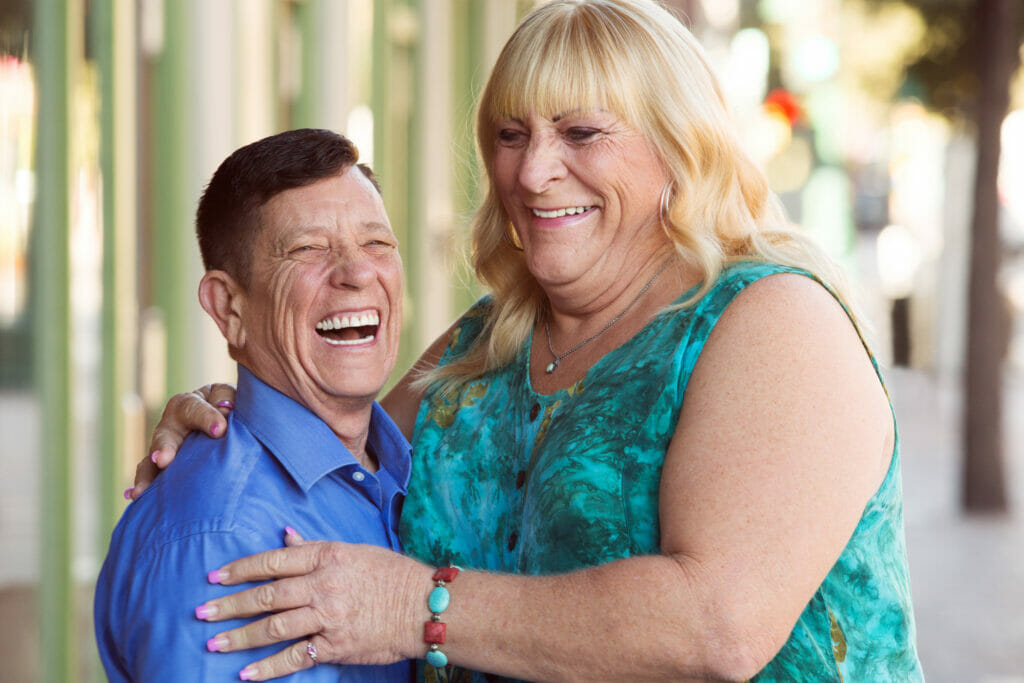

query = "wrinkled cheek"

[
  {"left": 271, "top": 311, "right": 300, "bottom": 357},
  {"left": 266, "top": 277, "right": 303, "bottom": 357}
]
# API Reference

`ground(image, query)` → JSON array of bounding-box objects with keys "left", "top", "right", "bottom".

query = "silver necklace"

[{"left": 543, "top": 259, "right": 671, "bottom": 374}]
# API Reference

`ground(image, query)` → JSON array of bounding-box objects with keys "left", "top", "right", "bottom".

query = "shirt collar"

[
  {"left": 367, "top": 401, "right": 412, "bottom": 490},
  {"left": 233, "top": 365, "right": 411, "bottom": 493}
]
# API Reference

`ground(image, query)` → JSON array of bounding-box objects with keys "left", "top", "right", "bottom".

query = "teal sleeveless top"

[{"left": 400, "top": 262, "right": 923, "bottom": 682}]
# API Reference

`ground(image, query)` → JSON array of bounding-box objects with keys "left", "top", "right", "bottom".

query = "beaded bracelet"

[{"left": 424, "top": 563, "right": 461, "bottom": 668}]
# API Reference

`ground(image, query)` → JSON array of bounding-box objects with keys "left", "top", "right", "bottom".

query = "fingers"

[
  {"left": 129, "top": 384, "right": 236, "bottom": 499},
  {"left": 204, "top": 382, "right": 238, "bottom": 418},
  {"left": 211, "top": 543, "right": 327, "bottom": 586},
  {"left": 128, "top": 457, "right": 160, "bottom": 500},
  {"left": 198, "top": 575, "right": 312, "bottom": 622},
  {"left": 204, "top": 606, "right": 321, "bottom": 652},
  {"left": 148, "top": 389, "right": 228, "bottom": 466},
  {"left": 236, "top": 637, "right": 324, "bottom": 681},
  {"left": 283, "top": 526, "right": 308, "bottom": 547}
]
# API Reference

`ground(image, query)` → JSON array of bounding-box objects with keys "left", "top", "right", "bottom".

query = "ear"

[{"left": 198, "top": 270, "right": 247, "bottom": 350}]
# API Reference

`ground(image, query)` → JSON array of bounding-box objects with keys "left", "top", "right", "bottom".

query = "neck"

[
  {"left": 241, "top": 360, "right": 381, "bottom": 472},
  {"left": 544, "top": 250, "right": 679, "bottom": 336},
  {"left": 318, "top": 400, "right": 379, "bottom": 472}
]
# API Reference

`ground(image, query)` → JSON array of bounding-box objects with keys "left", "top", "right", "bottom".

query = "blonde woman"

[{"left": 132, "top": 1, "right": 922, "bottom": 680}]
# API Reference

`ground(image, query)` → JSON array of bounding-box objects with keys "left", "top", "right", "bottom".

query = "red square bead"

[
  {"left": 424, "top": 621, "right": 447, "bottom": 644},
  {"left": 432, "top": 566, "right": 460, "bottom": 582}
]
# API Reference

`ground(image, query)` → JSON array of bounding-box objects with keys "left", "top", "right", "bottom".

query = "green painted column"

[
  {"left": 450, "top": 0, "right": 485, "bottom": 312},
  {"left": 150, "top": 0, "right": 193, "bottom": 395},
  {"left": 31, "top": 0, "right": 80, "bottom": 680},
  {"left": 372, "top": 0, "right": 420, "bottom": 376},
  {"left": 293, "top": 0, "right": 319, "bottom": 128},
  {"left": 93, "top": 0, "right": 138, "bottom": 547},
  {"left": 404, "top": 0, "right": 423, "bottom": 369}
]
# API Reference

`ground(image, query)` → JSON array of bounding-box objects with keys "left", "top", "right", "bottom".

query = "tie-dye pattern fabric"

[{"left": 401, "top": 261, "right": 923, "bottom": 682}]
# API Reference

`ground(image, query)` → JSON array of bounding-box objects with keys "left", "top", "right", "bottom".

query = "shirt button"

[
  {"left": 352, "top": 471, "right": 366, "bottom": 482},
  {"left": 529, "top": 403, "right": 540, "bottom": 421},
  {"left": 508, "top": 532, "right": 518, "bottom": 551},
  {"left": 515, "top": 470, "right": 526, "bottom": 489}
]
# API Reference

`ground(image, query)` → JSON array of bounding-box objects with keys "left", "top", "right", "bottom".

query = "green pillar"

[
  {"left": 150, "top": 0, "right": 193, "bottom": 394},
  {"left": 293, "top": 0, "right": 317, "bottom": 128},
  {"left": 31, "top": 0, "right": 80, "bottom": 680},
  {"left": 93, "top": 0, "right": 138, "bottom": 547},
  {"left": 404, "top": 0, "right": 423, "bottom": 369},
  {"left": 372, "top": 0, "right": 420, "bottom": 376},
  {"left": 450, "top": 0, "right": 486, "bottom": 312}
]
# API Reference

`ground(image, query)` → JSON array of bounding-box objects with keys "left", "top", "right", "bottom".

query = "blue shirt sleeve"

[{"left": 96, "top": 525, "right": 345, "bottom": 682}]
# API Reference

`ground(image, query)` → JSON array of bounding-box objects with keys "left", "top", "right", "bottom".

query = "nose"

[
  {"left": 328, "top": 247, "right": 375, "bottom": 290},
  {"left": 518, "top": 133, "right": 566, "bottom": 194}
]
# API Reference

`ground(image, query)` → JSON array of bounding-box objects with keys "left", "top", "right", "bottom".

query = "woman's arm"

[
  {"left": 193, "top": 274, "right": 895, "bottom": 681},
  {"left": 380, "top": 323, "right": 454, "bottom": 440}
]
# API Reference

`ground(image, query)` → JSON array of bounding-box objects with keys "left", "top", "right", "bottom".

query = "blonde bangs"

[{"left": 480, "top": 3, "right": 649, "bottom": 136}]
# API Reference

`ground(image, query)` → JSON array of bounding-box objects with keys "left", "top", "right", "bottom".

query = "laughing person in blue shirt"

[{"left": 94, "top": 129, "right": 412, "bottom": 682}]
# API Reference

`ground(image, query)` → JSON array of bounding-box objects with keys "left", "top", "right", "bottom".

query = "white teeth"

[
  {"left": 322, "top": 334, "right": 376, "bottom": 346},
  {"left": 533, "top": 206, "right": 592, "bottom": 218},
  {"left": 315, "top": 311, "right": 380, "bottom": 331}
]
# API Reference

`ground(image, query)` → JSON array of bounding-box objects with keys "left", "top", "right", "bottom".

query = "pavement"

[{"left": 890, "top": 365, "right": 1024, "bottom": 682}]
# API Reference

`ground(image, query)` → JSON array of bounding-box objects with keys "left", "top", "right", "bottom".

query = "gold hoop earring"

[{"left": 503, "top": 225, "right": 524, "bottom": 251}]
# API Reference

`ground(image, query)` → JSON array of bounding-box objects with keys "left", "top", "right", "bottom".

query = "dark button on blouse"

[
  {"left": 515, "top": 470, "right": 526, "bottom": 489},
  {"left": 508, "top": 532, "right": 518, "bottom": 551},
  {"left": 529, "top": 402, "right": 540, "bottom": 421}
]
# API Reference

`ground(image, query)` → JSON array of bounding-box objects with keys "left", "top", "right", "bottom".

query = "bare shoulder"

[
  {"left": 716, "top": 271, "right": 858, "bottom": 343},
  {"left": 694, "top": 272, "right": 877, "bottom": 389},
  {"left": 674, "top": 269, "right": 894, "bottom": 510}
]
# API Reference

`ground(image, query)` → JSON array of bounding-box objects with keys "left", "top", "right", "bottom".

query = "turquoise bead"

[
  {"left": 426, "top": 649, "right": 448, "bottom": 668},
  {"left": 428, "top": 586, "right": 450, "bottom": 613}
]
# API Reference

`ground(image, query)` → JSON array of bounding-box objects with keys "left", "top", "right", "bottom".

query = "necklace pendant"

[{"left": 545, "top": 361, "right": 557, "bottom": 374}]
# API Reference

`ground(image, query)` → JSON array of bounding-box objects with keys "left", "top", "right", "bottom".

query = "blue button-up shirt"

[{"left": 95, "top": 365, "right": 413, "bottom": 682}]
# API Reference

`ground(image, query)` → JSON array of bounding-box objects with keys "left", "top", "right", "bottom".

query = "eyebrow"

[
  {"left": 552, "top": 109, "right": 582, "bottom": 122},
  {"left": 506, "top": 108, "right": 604, "bottom": 125},
  {"left": 362, "top": 221, "right": 395, "bottom": 234},
  {"left": 271, "top": 220, "right": 393, "bottom": 245}
]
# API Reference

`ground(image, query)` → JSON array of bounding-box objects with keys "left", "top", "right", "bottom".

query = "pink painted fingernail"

[
  {"left": 123, "top": 487, "right": 134, "bottom": 500},
  {"left": 207, "top": 569, "right": 228, "bottom": 584},
  {"left": 150, "top": 450, "right": 161, "bottom": 464},
  {"left": 206, "top": 635, "right": 229, "bottom": 652},
  {"left": 195, "top": 603, "right": 219, "bottom": 620},
  {"left": 284, "top": 526, "right": 298, "bottom": 537},
  {"left": 239, "top": 665, "right": 258, "bottom": 680},
  {"left": 211, "top": 423, "right": 221, "bottom": 437},
  {"left": 217, "top": 400, "right": 234, "bottom": 409}
]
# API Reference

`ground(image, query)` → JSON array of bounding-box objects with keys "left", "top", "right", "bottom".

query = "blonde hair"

[{"left": 426, "top": 0, "right": 853, "bottom": 387}]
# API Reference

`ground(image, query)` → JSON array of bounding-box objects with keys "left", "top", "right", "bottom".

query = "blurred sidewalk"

[{"left": 889, "top": 365, "right": 1024, "bottom": 682}]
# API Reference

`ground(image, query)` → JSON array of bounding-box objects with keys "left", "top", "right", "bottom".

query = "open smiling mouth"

[
  {"left": 315, "top": 311, "right": 380, "bottom": 346},
  {"left": 532, "top": 206, "right": 595, "bottom": 218}
]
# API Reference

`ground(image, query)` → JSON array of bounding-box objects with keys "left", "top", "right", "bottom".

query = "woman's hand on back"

[
  {"left": 194, "top": 541, "right": 427, "bottom": 680},
  {"left": 128, "top": 383, "right": 237, "bottom": 499}
]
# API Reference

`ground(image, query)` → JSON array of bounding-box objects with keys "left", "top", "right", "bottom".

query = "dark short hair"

[{"left": 195, "top": 128, "right": 380, "bottom": 284}]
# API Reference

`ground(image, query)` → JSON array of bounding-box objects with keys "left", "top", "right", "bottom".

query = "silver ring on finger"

[{"left": 306, "top": 640, "right": 319, "bottom": 666}]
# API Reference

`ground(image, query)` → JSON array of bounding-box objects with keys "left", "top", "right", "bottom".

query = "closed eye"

[
  {"left": 496, "top": 128, "right": 528, "bottom": 146},
  {"left": 564, "top": 127, "right": 601, "bottom": 143},
  {"left": 287, "top": 244, "right": 328, "bottom": 257}
]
